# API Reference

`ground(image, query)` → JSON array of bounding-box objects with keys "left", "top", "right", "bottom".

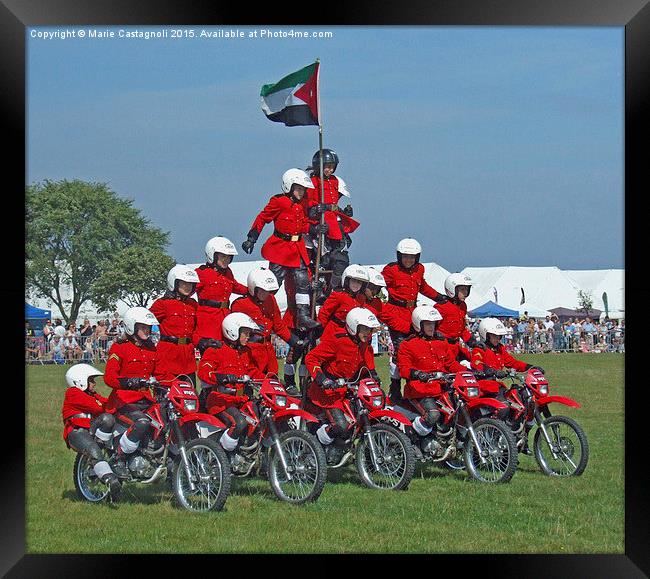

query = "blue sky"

[{"left": 27, "top": 26, "right": 623, "bottom": 271}]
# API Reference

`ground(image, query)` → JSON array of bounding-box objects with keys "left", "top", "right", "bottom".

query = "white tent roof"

[
  {"left": 517, "top": 301, "right": 552, "bottom": 319},
  {"left": 563, "top": 269, "right": 625, "bottom": 316},
  {"left": 461, "top": 266, "right": 584, "bottom": 312}
]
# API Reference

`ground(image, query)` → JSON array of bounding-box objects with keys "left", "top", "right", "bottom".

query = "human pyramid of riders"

[{"left": 62, "top": 149, "right": 587, "bottom": 508}]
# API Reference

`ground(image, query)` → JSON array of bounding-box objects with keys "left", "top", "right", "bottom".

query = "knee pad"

[
  {"left": 389, "top": 361, "right": 399, "bottom": 380},
  {"left": 269, "top": 263, "right": 287, "bottom": 286},
  {"left": 330, "top": 250, "right": 349, "bottom": 275},
  {"left": 327, "top": 416, "right": 350, "bottom": 439},
  {"left": 230, "top": 413, "right": 248, "bottom": 439},
  {"left": 423, "top": 409, "right": 441, "bottom": 429},
  {"left": 283, "top": 363, "right": 295, "bottom": 376},
  {"left": 293, "top": 269, "right": 311, "bottom": 294},
  {"left": 86, "top": 443, "right": 104, "bottom": 463},
  {"left": 129, "top": 417, "right": 150, "bottom": 442}
]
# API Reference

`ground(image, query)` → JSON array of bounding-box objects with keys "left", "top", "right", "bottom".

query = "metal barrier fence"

[{"left": 25, "top": 327, "right": 624, "bottom": 365}]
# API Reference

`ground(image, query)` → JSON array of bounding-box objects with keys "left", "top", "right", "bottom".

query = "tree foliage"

[
  {"left": 26, "top": 179, "right": 173, "bottom": 324},
  {"left": 577, "top": 290, "right": 594, "bottom": 315},
  {"left": 91, "top": 246, "right": 176, "bottom": 311}
]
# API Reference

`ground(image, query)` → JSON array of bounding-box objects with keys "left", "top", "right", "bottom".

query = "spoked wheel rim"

[
  {"left": 534, "top": 417, "right": 588, "bottom": 476},
  {"left": 465, "top": 420, "right": 516, "bottom": 483},
  {"left": 75, "top": 454, "right": 109, "bottom": 502},
  {"left": 175, "top": 442, "right": 228, "bottom": 512},
  {"left": 357, "top": 426, "right": 413, "bottom": 490},
  {"left": 269, "top": 432, "right": 325, "bottom": 504}
]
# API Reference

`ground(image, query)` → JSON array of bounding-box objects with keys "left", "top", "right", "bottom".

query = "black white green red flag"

[{"left": 260, "top": 62, "right": 319, "bottom": 126}]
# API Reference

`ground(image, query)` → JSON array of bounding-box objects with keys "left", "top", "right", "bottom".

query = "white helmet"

[
  {"left": 205, "top": 236, "right": 238, "bottom": 263},
  {"left": 65, "top": 363, "right": 103, "bottom": 391},
  {"left": 123, "top": 307, "right": 159, "bottom": 336},
  {"left": 281, "top": 168, "right": 312, "bottom": 193},
  {"left": 444, "top": 272, "right": 474, "bottom": 298},
  {"left": 345, "top": 307, "right": 380, "bottom": 337},
  {"left": 167, "top": 264, "right": 200, "bottom": 292},
  {"left": 396, "top": 238, "right": 422, "bottom": 256},
  {"left": 341, "top": 264, "right": 369, "bottom": 292},
  {"left": 365, "top": 266, "right": 386, "bottom": 288},
  {"left": 221, "top": 312, "right": 261, "bottom": 343},
  {"left": 411, "top": 305, "right": 443, "bottom": 333},
  {"left": 336, "top": 176, "right": 351, "bottom": 198},
  {"left": 247, "top": 267, "right": 279, "bottom": 297},
  {"left": 478, "top": 317, "right": 509, "bottom": 342}
]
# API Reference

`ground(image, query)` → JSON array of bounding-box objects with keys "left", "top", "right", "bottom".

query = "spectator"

[
  {"left": 582, "top": 317, "right": 596, "bottom": 351},
  {"left": 50, "top": 335, "right": 66, "bottom": 364},
  {"left": 515, "top": 318, "right": 527, "bottom": 352},
  {"left": 79, "top": 318, "right": 93, "bottom": 348},
  {"left": 25, "top": 321, "right": 35, "bottom": 338},
  {"left": 63, "top": 333, "right": 82, "bottom": 362},
  {"left": 82, "top": 337, "right": 95, "bottom": 362},
  {"left": 54, "top": 319, "right": 66, "bottom": 339},
  {"left": 95, "top": 320, "right": 108, "bottom": 360},
  {"left": 42, "top": 319, "right": 54, "bottom": 343},
  {"left": 542, "top": 315, "right": 554, "bottom": 351}
]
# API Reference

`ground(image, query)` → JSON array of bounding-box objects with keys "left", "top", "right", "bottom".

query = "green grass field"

[{"left": 26, "top": 353, "right": 624, "bottom": 554}]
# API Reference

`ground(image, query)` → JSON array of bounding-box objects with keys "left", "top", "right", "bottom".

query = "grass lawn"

[{"left": 26, "top": 353, "right": 624, "bottom": 553}]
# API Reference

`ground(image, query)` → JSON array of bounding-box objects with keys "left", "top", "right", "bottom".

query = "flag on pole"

[
  {"left": 260, "top": 62, "right": 320, "bottom": 126},
  {"left": 492, "top": 287, "right": 498, "bottom": 304},
  {"left": 520, "top": 288, "right": 526, "bottom": 305}
]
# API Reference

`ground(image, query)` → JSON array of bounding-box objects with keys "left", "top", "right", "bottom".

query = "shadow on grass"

[
  {"left": 62, "top": 482, "right": 173, "bottom": 506},
  {"left": 228, "top": 476, "right": 277, "bottom": 500}
]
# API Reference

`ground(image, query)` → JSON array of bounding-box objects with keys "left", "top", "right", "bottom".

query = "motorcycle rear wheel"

[
  {"left": 533, "top": 415, "right": 589, "bottom": 476},
  {"left": 356, "top": 424, "right": 415, "bottom": 491},
  {"left": 464, "top": 418, "right": 518, "bottom": 484},
  {"left": 173, "top": 438, "right": 231, "bottom": 512},
  {"left": 268, "top": 430, "right": 327, "bottom": 504},
  {"left": 73, "top": 453, "right": 109, "bottom": 503}
]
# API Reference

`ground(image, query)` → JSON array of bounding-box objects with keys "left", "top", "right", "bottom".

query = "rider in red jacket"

[
  {"left": 61, "top": 363, "right": 121, "bottom": 499},
  {"left": 435, "top": 273, "right": 478, "bottom": 363},
  {"left": 198, "top": 312, "right": 265, "bottom": 454},
  {"left": 317, "top": 264, "right": 368, "bottom": 340},
  {"left": 149, "top": 264, "right": 199, "bottom": 386},
  {"left": 397, "top": 306, "right": 466, "bottom": 437},
  {"left": 241, "top": 168, "right": 321, "bottom": 333},
  {"left": 230, "top": 267, "right": 304, "bottom": 379},
  {"left": 304, "top": 307, "right": 381, "bottom": 463},
  {"left": 103, "top": 306, "right": 159, "bottom": 478},
  {"left": 305, "top": 149, "right": 360, "bottom": 294},
  {"left": 194, "top": 236, "right": 248, "bottom": 345},
  {"left": 381, "top": 238, "right": 448, "bottom": 402},
  {"left": 471, "top": 317, "right": 541, "bottom": 423}
]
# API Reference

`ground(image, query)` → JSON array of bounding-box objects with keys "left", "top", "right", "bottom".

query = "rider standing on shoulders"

[
  {"left": 62, "top": 363, "right": 121, "bottom": 500},
  {"left": 150, "top": 264, "right": 200, "bottom": 386},
  {"left": 382, "top": 238, "right": 448, "bottom": 402},
  {"left": 435, "top": 273, "right": 477, "bottom": 363}
]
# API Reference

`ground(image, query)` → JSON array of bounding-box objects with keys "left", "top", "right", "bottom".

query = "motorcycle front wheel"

[
  {"left": 173, "top": 438, "right": 231, "bottom": 512},
  {"left": 533, "top": 415, "right": 589, "bottom": 476},
  {"left": 268, "top": 430, "right": 327, "bottom": 504},
  {"left": 356, "top": 424, "right": 415, "bottom": 491},
  {"left": 464, "top": 418, "right": 518, "bottom": 484},
  {"left": 73, "top": 453, "right": 110, "bottom": 502}
]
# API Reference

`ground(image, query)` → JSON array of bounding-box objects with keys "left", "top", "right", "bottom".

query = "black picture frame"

[{"left": 8, "top": 0, "right": 645, "bottom": 576}]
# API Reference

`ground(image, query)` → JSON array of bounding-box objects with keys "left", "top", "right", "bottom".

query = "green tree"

[
  {"left": 577, "top": 289, "right": 594, "bottom": 316},
  {"left": 26, "top": 179, "right": 173, "bottom": 324},
  {"left": 91, "top": 246, "right": 176, "bottom": 312}
]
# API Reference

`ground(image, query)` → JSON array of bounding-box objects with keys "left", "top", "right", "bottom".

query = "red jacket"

[
  {"left": 317, "top": 290, "right": 366, "bottom": 339},
  {"left": 61, "top": 387, "right": 108, "bottom": 444},
  {"left": 103, "top": 339, "right": 158, "bottom": 412},
  {"left": 193, "top": 264, "right": 248, "bottom": 341},
  {"left": 397, "top": 335, "right": 466, "bottom": 399},
  {"left": 305, "top": 331, "right": 375, "bottom": 407},
  {"left": 435, "top": 299, "right": 471, "bottom": 342},
  {"left": 365, "top": 298, "right": 412, "bottom": 335},
  {"left": 471, "top": 343, "right": 529, "bottom": 394},
  {"left": 306, "top": 176, "right": 360, "bottom": 240},
  {"left": 250, "top": 194, "right": 311, "bottom": 268},
  {"left": 381, "top": 262, "right": 441, "bottom": 330},
  {"left": 231, "top": 294, "right": 292, "bottom": 374},
  {"left": 198, "top": 343, "right": 264, "bottom": 415},
  {"left": 150, "top": 293, "right": 198, "bottom": 379}
]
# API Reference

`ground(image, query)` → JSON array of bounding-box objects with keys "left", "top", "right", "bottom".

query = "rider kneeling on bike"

[
  {"left": 397, "top": 306, "right": 467, "bottom": 438},
  {"left": 304, "top": 307, "right": 381, "bottom": 463},
  {"left": 197, "top": 312, "right": 265, "bottom": 455},
  {"left": 471, "top": 317, "right": 543, "bottom": 425},
  {"left": 103, "top": 307, "right": 160, "bottom": 478},
  {"left": 62, "top": 363, "right": 121, "bottom": 499}
]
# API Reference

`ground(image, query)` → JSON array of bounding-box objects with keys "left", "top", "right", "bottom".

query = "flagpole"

[{"left": 311, "top": 59, "right": 325, "bottom": 320}]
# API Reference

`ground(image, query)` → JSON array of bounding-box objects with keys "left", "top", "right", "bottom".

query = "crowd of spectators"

[{"left": 25, "top": 310, "right": 624, "bottom": 365}]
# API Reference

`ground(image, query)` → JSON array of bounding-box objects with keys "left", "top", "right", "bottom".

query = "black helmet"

[{"left": 311, "top": 149, "right": 339, "bottom": 175}]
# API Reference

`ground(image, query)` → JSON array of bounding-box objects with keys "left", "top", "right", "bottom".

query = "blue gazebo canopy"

[
  {"left": 468, "top": 300, "right": 519, "bottom": 318},
  {"left": 25, "top": 302, "right": 51, "bottom": 320}
]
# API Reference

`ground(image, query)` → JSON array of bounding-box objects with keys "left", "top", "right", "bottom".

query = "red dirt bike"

[
  {"left": 73, "top": 376, "right": 232, "bottom": 512},
  {"left": 206, "top": 375, "right": 328, "bottom": 505},
  {"left": 390, "top": 371, "right": 519, "bottom": 484},
  {"left": 304, "top": 370, "right": 416, "bottom": 491},
  {"left": 498, "top": 367, "right": 589, "bottom": 476}
]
